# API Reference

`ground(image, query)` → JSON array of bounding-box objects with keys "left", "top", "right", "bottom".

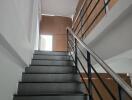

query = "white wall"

[
  {"left": 94, "top": 58, "right": 132, "bottom": 73},
  {"left": 90, "top": 12, "right": 132, "bottom": 61},
  {"left": 0, "top": 0, "right": 33, "bottom": 65},
  {"left": 0, "top": 45, "right": 24, "bottom": 100},
  {"left": 34, "top": 0, "right": 42, "bottom": 50},
  {"left": 0, "top": 0, "right": 41, "bottom": 99}
]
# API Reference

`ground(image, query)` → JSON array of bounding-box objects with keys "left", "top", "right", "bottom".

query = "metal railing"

[
  {"left": 72, "top": 0, "right": 110, "bottom": 39},
  {"left": 67, "top": 27, "right": 132, "bottom": 100}
]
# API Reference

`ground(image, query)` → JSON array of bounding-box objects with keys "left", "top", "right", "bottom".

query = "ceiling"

[{"left": 41, "top": 0, "right": 79, "bottom": 18}]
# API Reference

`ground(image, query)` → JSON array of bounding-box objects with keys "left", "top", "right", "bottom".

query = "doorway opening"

[{"left": 40, "top": 35, "right": 53, "bottom": 51}]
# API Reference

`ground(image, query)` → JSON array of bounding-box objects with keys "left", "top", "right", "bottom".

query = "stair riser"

[
  {"left": 14, "top": 95, "right": 89, "bottom": 100},
  {"left": 18, "top": 83, "right": 84, "bottom": 95},
  {"left": 34, "top": 51, "right": 68, "bottom": 55},
  {"left": 26, "top": 66, "right": 74, "bottom": 73},
  {"left": 33, "top": 55, "right": 71, "bottom": 60},
  {"left": 31, "top": 60, "right": 73, "bottom": 66},
  {"left": 22, "top": 74, "right": 80, "bottom": 82}
]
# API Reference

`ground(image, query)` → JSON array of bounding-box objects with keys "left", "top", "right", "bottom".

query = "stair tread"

[
  {"left": 26, "top": 65, "right": 75, "bottom": 73},
  {"left": 31, "top": 60, "right": 73, "bottom": 64},
  {"left": 20, "top": 81, "right": 82, "bottom": 83},
  {"left": 19, "top": 81, "right": 83, "bottom": 84},
  {"left": 23, "top": 72, "right": 77, "bottom": 74},
  {"left": 21, "top": 81, "right": 81, "bottom": 83},
  {"left": 33, "top": 55, "right": 71, "bottom": 60},
  {"left": 32, "top": 59, "right": 72, "bottom": 61},
  {"left": 30, "top": 65, "right": 74, "bottom": 67},
  {"left": 30, "top": 64, "right": 73, "bottom": 66},
  {"left": 34, "top": 52, "right": 68, "bottom": 56},
  {"left": 15, "top": 92, "right": 86, "bottom": 96},
  {"left": 22, "top": 73, "right": 80, "bottom": 82},
  {"left": 23, "top": 73, "right": 78, "bottom": 74},
  {"left": 14, "top": 94, "right": 89, "bottom": 100}
]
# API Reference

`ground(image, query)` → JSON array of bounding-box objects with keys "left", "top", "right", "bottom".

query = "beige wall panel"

[{"left": 40, "top": 16, "right": 72, "bottom": 51}]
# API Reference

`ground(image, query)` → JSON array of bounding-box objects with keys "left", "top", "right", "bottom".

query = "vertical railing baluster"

[
  {"left": 80, "top": 8, "right": 83, "bottom": 40},
  {"left": 118, "top": 85, "right": 125, "bottom": 100},
  {"left": 87, "top": 51, "right": 92, "bottom": 100},
  {"left": 67, "top": 30, "right": 70, "bottom": 61},
  {"left": 118, "top": 85, "right": 122, "bottom": 100},
  {"left": 74, "top": 39, "right": 78, "bottom": 73},
  {"left": 67, "top": 30, "right": 69, "bottom": 53}
]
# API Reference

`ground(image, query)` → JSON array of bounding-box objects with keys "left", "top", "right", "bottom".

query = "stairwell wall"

[{"left": 0, "top": 0, "right": 41, "bottom": 100}]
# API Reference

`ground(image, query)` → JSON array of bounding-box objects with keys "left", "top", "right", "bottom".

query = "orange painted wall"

[{"left": 40, "top": 16, "right": 72, "bottom": 51}]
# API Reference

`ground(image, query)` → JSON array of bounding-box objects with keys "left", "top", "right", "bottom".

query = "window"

[{"left": 40, "top": 35, "right": 53, "bottom": 51}]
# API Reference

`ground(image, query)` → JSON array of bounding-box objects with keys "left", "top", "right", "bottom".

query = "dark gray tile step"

[
  {"left": 33, "top": 54, "right": 71, "bottom": 60},
  {"left": 30, "top": 65, "right": 74, "bottom": 67},
  {"left": 18, "top": 82, "right": 85, "bottom": 95},
  {"left": 14, "top": 92, "right": 85, "bottom": 96},
  {"left": 34, "top": 51, "right": 68, "bottom": 56},
  {"left": 14, "top": 94, "right": 89, "bottom": 100},
  {"left": 26, "top": 66, "right": 75, "bottom": 73},
  {"left": 22, "top": 73, "right": 80, "bottom": 82},
  {"left": 31, "top": 60, "right": 73, "bottom": 66}
]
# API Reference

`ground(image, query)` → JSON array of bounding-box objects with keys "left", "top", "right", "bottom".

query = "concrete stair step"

[
  {"left": 31, "top": 60, "right": 73, "bottom": 66},
  {"left": 33, "top": 54, "right": 71, "bottom": 60},
  {"left": 34, "top": 51, "right": 68, "bottom": 56},
  {"left": 22, "top": 73, "right": 80, "bottom": 82},
  {"left": 18, "top": 82, "right": 84, "bottom": 95},
  {"left": 14, "top": 94, "right": 89, "bottom": 100},
  {"left": 26, "top": 65, "right": 75, "bottom": 73}
]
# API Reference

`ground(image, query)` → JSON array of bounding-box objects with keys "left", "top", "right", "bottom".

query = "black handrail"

[{"left": 67, "top": 27, "right": 132, "bottom": 100}]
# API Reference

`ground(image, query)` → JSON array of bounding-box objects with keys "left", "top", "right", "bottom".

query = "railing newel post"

[{"left": 87, "top": 51, "right": 92, "bottom": 100}]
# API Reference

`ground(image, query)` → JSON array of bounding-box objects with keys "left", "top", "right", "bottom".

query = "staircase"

[{"left": 13, "top": 51, "right": 88, "bottom": 100}]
